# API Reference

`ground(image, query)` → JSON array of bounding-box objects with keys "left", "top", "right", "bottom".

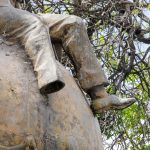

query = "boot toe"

[
  {"left": 91, "top": 95, "right": 136, "bottom": 114},
  {"left": 111, "top": 96, "right": 136, "bottom": 110}
]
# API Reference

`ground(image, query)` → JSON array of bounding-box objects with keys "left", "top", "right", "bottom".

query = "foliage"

[{"left": 21, "top": 0, "right": 150, "bottom": 149}]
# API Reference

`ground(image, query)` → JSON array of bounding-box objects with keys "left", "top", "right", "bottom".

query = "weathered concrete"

[{"left": 0, "top": 42, "right": 104, "bottom": 149}]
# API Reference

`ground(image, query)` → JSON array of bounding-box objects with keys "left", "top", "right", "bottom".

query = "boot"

[{"left": 88, "top": 85, "right": 136, "bottom": 113}]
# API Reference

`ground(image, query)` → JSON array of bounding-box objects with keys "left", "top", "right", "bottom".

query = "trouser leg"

[
  {"left": 39, "top": 14, "right": 136, "bottom": 113},
  {"left": 22, "top": 17, "right": 65, "bottom": 94},
  {"left": 40, "top": 14, "right": 109, "bottom": 91},
  {"left": 0, "top": 7, "right": 64, "bottom": 94}
]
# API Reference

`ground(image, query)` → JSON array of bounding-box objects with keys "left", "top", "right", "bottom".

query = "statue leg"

[
  {"left": 40, "top": 14, "right": 136, "bottom": 113},
  {"left": 0, "top": 7, "right": 64, "bottom": 94},
  {"left": 40, "top": 14, "right": 109, "bottom": 90}
]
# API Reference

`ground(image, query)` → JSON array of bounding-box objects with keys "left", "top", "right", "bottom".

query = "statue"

[
  {"left": 0, "top": 0, "right": 135, "bottom": 113},
  {"left": 0, "top": 41, "right": 104, "bottom": 149},
  {"left": 0, "top": 0, "right": 136, "bottom": 149}
]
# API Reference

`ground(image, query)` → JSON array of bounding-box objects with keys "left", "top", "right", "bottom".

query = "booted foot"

[{"left": 91, "top": 95, "right": 136, "bottom": 113}]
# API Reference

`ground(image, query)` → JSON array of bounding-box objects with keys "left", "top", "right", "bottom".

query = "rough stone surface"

[{"left": 0, "top": 42, "right": 104, "bottom": 150}]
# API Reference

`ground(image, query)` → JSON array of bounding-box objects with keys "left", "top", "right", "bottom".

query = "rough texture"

[
  {"left": 0, "top": 1, "right": 108, "bottom": 94},
  {"left": 0, "top": 42, "right": 104, "bottom": 150}
]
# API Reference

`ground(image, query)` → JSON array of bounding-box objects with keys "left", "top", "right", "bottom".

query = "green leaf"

[
  {"left": 132, "top": 9, "right": 140, "bottom": 15},
  {"left": 147, "top": 4, "right": 150, "bottom": 9}
]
